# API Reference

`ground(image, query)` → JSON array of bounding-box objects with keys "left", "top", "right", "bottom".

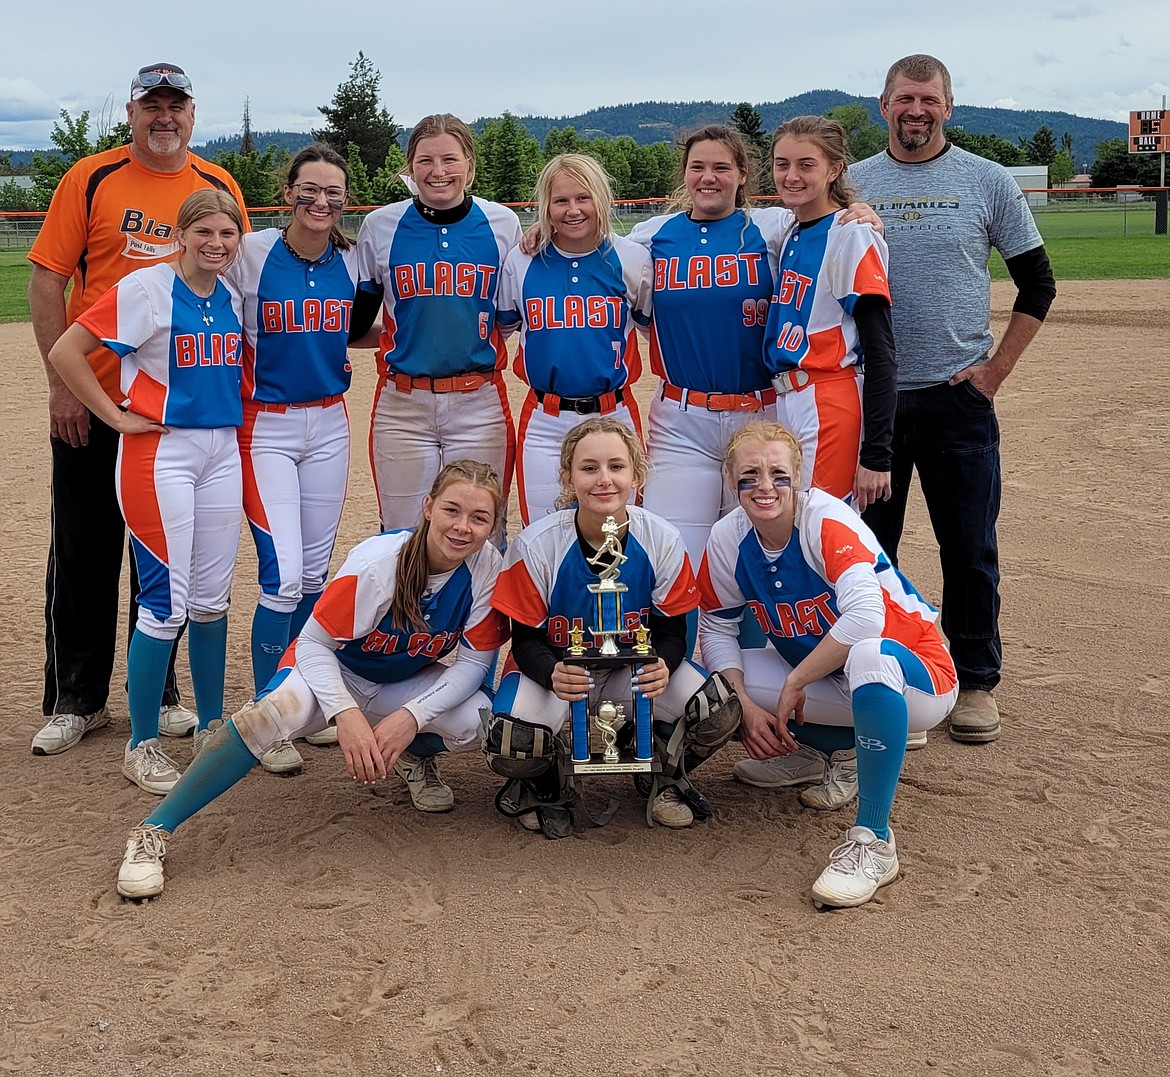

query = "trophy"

[{"left": 564, "top": 516, "right": 656, "bottom": 775}]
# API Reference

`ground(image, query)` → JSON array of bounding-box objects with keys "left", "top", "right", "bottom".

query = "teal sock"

[
  {"left": 288, "top": 591, "right": 323, "bottom": 641},
  {"left": 144, "top": 720, "right": 259, "bottom": 834},
  {"left": 128, "top": 630, "right": 174, "bottom": 746},
  {"left": 684, "top": 609, "right": 698, "bottom": 657},
  {"left": 789, "top": 720, "right": 855, "bottom": 755},
  {"left": 851, "top": 683, "right": 909, "bottom": 841},
  {"left": 408, "top": 732, "right": 447, "bottom": 758},
  {"left": 188, "top": 616, "right": 228, "bottom": 729},
  {"left": 251, "top": 603, "right": 292, "bottom": 694}
]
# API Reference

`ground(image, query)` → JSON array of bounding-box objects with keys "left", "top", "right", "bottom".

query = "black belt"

[{"left": 534, "top": 387, "right": 625, "bottom": 415}]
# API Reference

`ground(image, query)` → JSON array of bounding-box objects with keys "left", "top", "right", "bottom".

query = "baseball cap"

[{"left": 130, "top": 64, "right": 194, "bottom": 100}]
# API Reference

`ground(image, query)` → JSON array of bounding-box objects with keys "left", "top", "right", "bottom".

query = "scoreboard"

[{"left": 1129, "top": 110, "right": 1169, "bottom": 153}]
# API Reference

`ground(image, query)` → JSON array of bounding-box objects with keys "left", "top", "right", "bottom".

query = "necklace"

[
  {"left": 175, "top": 262, "right": 216, "bottom": 326},
  {"left": 281, "top": 227, "right": 336, "bottom": 266}
]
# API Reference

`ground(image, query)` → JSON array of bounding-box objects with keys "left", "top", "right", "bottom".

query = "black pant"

[
  {"left": 43, "top": 412, "right": 180, "bottom": 716},
  {"left": 862, "top": 381, "right": 1002, "bottom": 691}
]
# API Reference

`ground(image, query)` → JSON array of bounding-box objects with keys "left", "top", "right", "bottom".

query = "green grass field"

[
  {"left": 2, "top": 219, "right": 1167, "bottom": 323},
  {"left": 0, "top": 250, "right": 34, "bottom": 323}
]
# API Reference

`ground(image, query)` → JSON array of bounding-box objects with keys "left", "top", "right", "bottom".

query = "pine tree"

[
  {"left": 315, "top": 53, "right": 401, "bottom": 177},
  {"left": 345, "top": 142, "right": 375, "bottom": 207},
  {"left": 373, "top": 142, "right": 410, "bottom": 205},
  {"left": 730, "top": 102, "right": 773, "bottom": 194},
  {"left": 1024, "top": 124, "right": 1057, "bottom": 166},
  {"left": 241, "top": 98, "right": 255, "bottom": 156}
]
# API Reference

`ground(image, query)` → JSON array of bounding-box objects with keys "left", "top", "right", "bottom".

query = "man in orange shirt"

[{"left": 28, "top": 64, "right": 247, "bottom": 757}]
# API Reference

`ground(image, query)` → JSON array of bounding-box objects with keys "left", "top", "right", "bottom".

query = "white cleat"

[
  {"left": 122, "top": 738, "right": 182, "bottom": 796},
  {"left": 117, "top": 824, "right": 171, "bottom": 899},
  {"left": 811, "top": 826, "right": 899, "bottom": 909}
]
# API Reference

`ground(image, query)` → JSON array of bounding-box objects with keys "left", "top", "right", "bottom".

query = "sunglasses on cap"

[{"left": 131, "top": 66, "right": 193, "bottom": 97}]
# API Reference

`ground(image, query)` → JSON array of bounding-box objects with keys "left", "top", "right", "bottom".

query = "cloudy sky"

[{"left": 2, "top": 0, "right": 1166, "bottom": 149}]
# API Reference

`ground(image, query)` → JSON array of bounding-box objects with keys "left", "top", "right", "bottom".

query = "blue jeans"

[{"left": 861, "top": 380, "right": 1001, "bottom": 691}]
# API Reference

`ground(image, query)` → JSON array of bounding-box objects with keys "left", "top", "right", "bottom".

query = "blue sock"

[
  {"left": 408, "top": 732, "right": 447, "bottom": 757},
  {"left": 684, "top": 609, "right": 698, "bottom": 658},
  {"left": 128, "top": 630, "right": 174, "bottom": 746},
  {"left": 851, "top": 683, "right": 909, "bottom": 841},
  {"left": 288, "top": 591, "right": 323, "bottom": 642},
  {"left": 144, "top": 720, "right": 259, "bottom": 834},
  {"left": 251, "top": 603, "right": 292, "bottom": 694},
  {"left": 188, "top": 616, "right": 228, "bottom": 730},
  {"left": 789, "top": 720, "right": 855, "bottom": 755}
]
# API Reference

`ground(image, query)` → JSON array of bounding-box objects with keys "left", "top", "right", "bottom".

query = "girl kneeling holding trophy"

[{"left": 486, "top": 417, "right": 742, "bottom": 838}]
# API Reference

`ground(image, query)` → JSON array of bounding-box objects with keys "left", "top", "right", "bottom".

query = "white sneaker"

[
  {"left": 393, "top": 752, "right": 455, "bottom": 812},
  {"left": 906, "top": 729, "right": 928, "bottom": 750},
  {"left": 260, "top": 738, "right": 304, "bottom": 774},
  {"left": 122, "top": 738, "right": 182, "bottom": 795},
  {"left": 650, "top": 786, "right": 694, "bottom": 828},
  {"left": 798, "top": 749, "right": 858, "bottom": 811},
  {"left": 733, "top": 745, "right": 826, "bottom": 788},
  {"left": 117, "top": 824, "right": 170, "bottom": 899},
  {"left": 811, "top": 826, "right": 899, "bottom": 909},
  {"left": 31, "top": 706, "right": 110, "bottom": 755},
  {"left": 302, "top": 725, "right": 338, "bottom": 747},
  {"left": 158, "top": 704, "right": 199, "bottom": 737},
  {"left": 192, "top": 719, "right": 225, "bottom": 756}
]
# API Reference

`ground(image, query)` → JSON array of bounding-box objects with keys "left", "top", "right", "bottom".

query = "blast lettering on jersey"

[
  {"left": 407, "top": 631, "right": 460, "bottom": 659},
  {"left": 524, "top": 295, "right": 623, "bottom": 331},
  {"left": 393, "top": 262, "right": 496, "bottom": 300},
  {"left": 775, "top": 269, "right": 813, "bottom": 307},
  {"left": 260, "top": 299, "right": 353, "bottom": 334},
  {"left": 174, "top": 332, "right": 243, "bottom": 367},
  {"left": 747, "top": 592, "right": 835, "bottom": 637},
  {"left": 654, "top": 253, "right": 762, "bottom": 291},
  {"left": 362, "top": 630, "right": 398, "bottom": 654}
]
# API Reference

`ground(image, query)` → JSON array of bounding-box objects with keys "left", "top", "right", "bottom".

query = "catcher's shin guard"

[
  {"left": 480, "top": 710, "right": 616, "bottom": 837},
  {"left": 637, "top": 672, "right": 742, "bottom": 824}
]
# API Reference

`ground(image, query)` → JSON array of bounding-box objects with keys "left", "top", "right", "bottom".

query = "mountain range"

[{"left": 4, "top": 92, "right": 1126, "bottom": 172}]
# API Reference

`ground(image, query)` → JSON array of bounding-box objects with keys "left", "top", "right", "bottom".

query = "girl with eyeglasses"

[{"left": 223, "top": 143, "right": 362, "bottom": 775}]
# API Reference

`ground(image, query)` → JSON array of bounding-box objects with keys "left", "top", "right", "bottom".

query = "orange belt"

[
  {"left": 661, "top": 382, "right": 778, "bottom": 412},
  {"left": 771, "top": 367, "right": 858, "bottom": 394},
  {"left": 390, "top": 372, "right": 496, "bottom": 394},
  {"left": 248, "top": 393, "right": 345, "bottom": 414}
]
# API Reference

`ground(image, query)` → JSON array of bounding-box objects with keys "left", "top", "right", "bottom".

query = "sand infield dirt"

[{"left": 1, "top": 279, "right": 1167, "bottom": 1076}]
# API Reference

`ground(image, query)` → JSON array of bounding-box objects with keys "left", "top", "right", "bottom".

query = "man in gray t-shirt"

[{"left": 851, "top": 54, "right": 1056, "bottom": 744}]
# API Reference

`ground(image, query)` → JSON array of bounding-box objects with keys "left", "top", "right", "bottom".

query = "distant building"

[{"left": 1006, "top": 165, "right": 1048, "bottom": 207}]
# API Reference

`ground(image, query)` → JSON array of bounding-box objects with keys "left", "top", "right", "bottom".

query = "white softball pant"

[
  {"left": 117, "top": 426, "right": 242, "bottom": 640},
  {"left": 369, "top": 377, "right": 514, "bottom": 538},
  {"left": 232, "top": 661, "right": 492, "bottom": 758},
  {"left": 238, "top": 397, "right": 350, "bottom": 614},
  {"left": 735, "top": 638, "right": 958, "bottom": 733}
]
